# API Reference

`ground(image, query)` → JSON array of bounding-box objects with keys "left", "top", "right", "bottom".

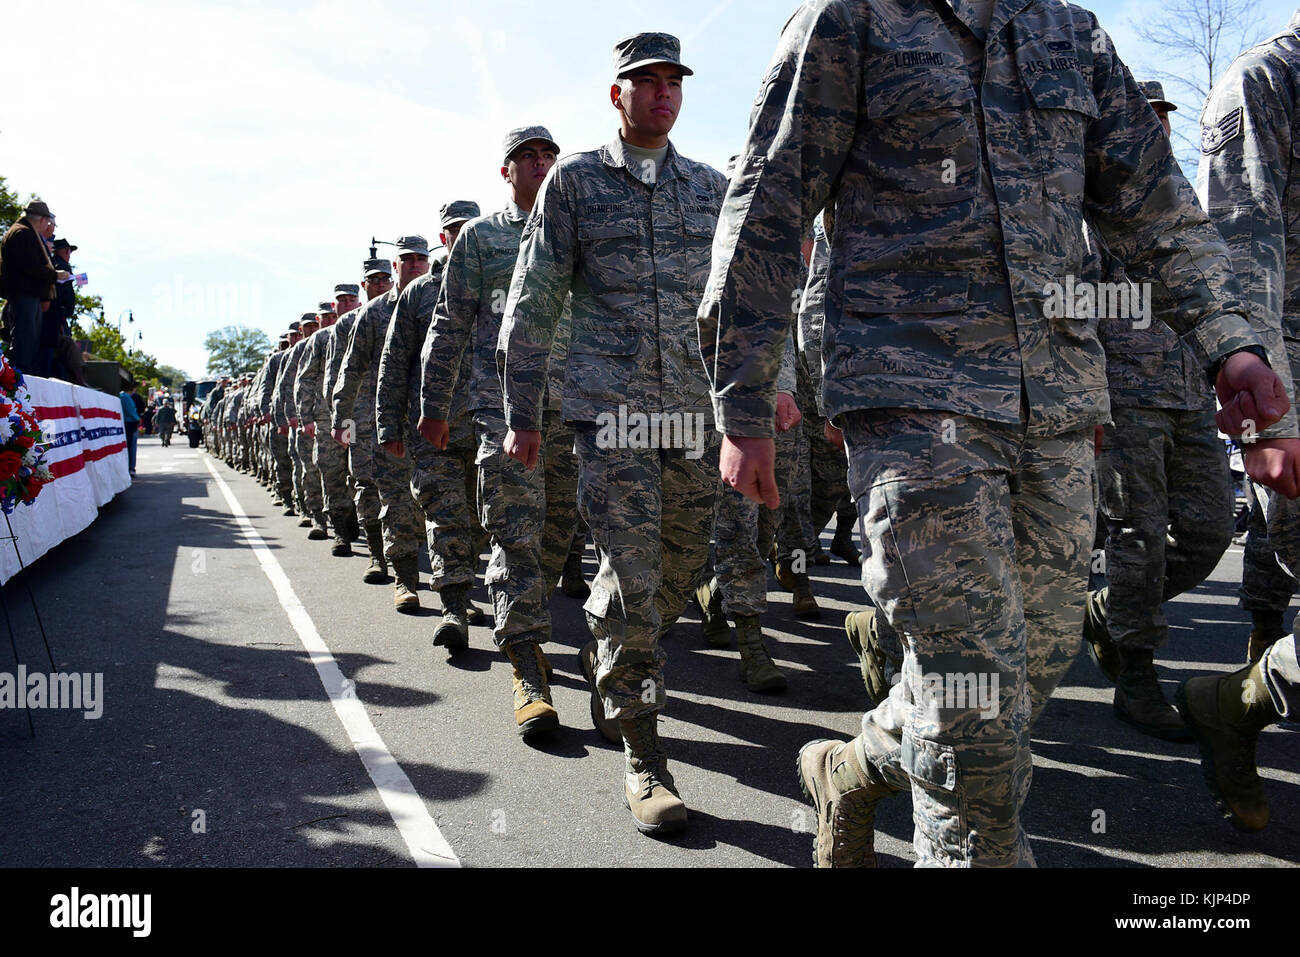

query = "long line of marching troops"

[{"left": 196, "top": 14, "right": 1300, "bottom": 867}]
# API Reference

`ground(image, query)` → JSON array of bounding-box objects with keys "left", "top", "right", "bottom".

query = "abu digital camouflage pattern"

[
  {"left": 703, "top": 0, "right": 1265, "bottom": 868},
  {"left": 498, "top": 134, "right": 728, "bottom": 431}
]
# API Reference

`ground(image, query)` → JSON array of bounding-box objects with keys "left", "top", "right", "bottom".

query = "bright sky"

[{"left": 4, "top": 0, "right": 1294, "bottom": 381}]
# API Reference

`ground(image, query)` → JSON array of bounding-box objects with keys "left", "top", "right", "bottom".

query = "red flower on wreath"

[
  {"left": 0, "top": 364, "right": 16, "bottom": 393},
  {"left": 15, "top": 435, "right": 34, "bottom": 450},
  {"left": 0, "top": 451, "right": 22, "bottom": 480}
]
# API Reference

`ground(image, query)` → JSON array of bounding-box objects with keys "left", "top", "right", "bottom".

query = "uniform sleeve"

[
  {"left": 295, "top": 337, "right": 320, "bottom": 423},
  {"left": 1083, "top": 24, "right": 1265, "bottom": 393},
  {"left": 499, "top": 165, "right": 580, "bottom": 432},
  {"left": 332, "top": 312, "right": 370, "bottom": 430},
  {"left": 796, "top": 226, "right": 830, "bottom": 413},
  {"left": 421, "top": 229, "right": 481, "bottom": 422},
  {"left": 697, "top": 1, "right": 861, "bottom": 437},
  {"left": 1197, "top": 50, "right": 1299, "bottom": 440},
  {"left": 376, "top": 282, "right": 422, "bottom": 443}
]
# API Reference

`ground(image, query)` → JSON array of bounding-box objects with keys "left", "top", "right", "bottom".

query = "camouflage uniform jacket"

[
  {"left": 295, "top": 328, "right": 333, "bottom": 426},
  {"left": 258, "top": 351, "right": 286, "bottom": 418},
  {"left": 1085, "top": 224, "right": 1212, "bottom": 410},
  {"left": 272, "top": 338, "right": 308, "bottom": 427},
  {"left": 332, "top": 289, "right": 399, "bottom": 434},
  {"left": 377, "top": 256, "right": 455, "bottom": 445},
  {"left": 499, "top": 134, "right": 728, "bottom": 430},
  {"left": 325, "top": 308, "right": 360, "bottom": 409},
  {"left": 425, "top": 202, "right": 572, "bottom": 421},
  {"left": 1197, "top": 9, "right": 1300, "bottom": 439},
  {"left": 698, "top": 0, "right": 1262, "bottom": 439}
]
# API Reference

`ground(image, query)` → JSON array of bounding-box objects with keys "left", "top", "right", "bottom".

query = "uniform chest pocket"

[
  {"left": 683, "top": 210, "right": 718, "bottom": 294},
  {"left": 864, "top": 72, "right": 979, "bottom": 207},
  {"left": 577, "top": 219, "right": 645, "bottom": 293},
  {"left": 1021, "top": 67, "right": 1099, "bottom": 200}
]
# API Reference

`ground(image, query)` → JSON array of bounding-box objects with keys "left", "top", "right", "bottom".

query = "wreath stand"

[{"left": 1, "top": 510, "right": 57, "bottom": 737}]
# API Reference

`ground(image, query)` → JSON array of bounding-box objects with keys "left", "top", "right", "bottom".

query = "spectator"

[
  {"left": 141, "top": 398, "right": 155, "bottom": 436},
  {"left": 120, "top": 382, "right": 141, "bottom": 474},
  {"left": 46, "top": 238, "right": 87, "bottom": 385},
  {"left": 155, "top": 399, "right": 177, "bottom": 448},
  {"left": 0, "top": 201, "right": 66, "bottom": 374}
]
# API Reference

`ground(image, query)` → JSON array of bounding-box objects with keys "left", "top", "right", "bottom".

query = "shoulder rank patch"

[
  {"left": 1201, "top": 107, "right": 1243, "bottom": 154},
  {"left": 1047, "top": 40, "right": 1073, "bottom": 52}
]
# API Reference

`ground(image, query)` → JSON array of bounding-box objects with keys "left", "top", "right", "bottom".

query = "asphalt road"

[{"left": 0, "top": 433, "right": 1296, "bottom": 868}]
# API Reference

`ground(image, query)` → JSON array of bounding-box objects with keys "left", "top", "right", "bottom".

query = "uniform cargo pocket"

[
  {"left": 1021, "top": 65, "right": 1099, "bottom": 199},
  {"left": 865, "top": 74, "right": 979, "bottom": 206},
  {"left": 829, "top": 271, "right": 969, "bottom": 380}
]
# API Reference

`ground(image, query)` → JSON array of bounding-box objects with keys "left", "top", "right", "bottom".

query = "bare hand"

[
  {"left": 1216, "top": 352, "right": 1290, "bottom": 436},
  {"left": 776, "top": 392, "right": 801, "bottom": 433},
  {"left": 276, "top": 425, "right": 288, "bottom": 436},
  {"left": 824, "top": 421, "right": 844, "bottom": 449},
  {"left": 331, "top": 427, "right": 350, "bottom": 446},
  {"left": 505, "top": 429, "right": 541, "bottom": 470},
  {"left": 304, "top": 422, "right": 316, "bottom": 438},
  {"left": 721, "top": 435, "right": 779, "bottom": 508},
  {"left": 1243, "top": 438, "right": 1300, "bottom": 499},
  {"left": 417, "top": 416, "right": 449, "bottom": 451},
  {"left": 1094, "top": 425, "right": 1104, "bottom": 458},
  {"left": 383, "top": 440, "right": 405, "bottom": 458}
]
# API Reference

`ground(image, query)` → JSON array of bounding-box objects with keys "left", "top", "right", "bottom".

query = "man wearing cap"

[
  {"left": 422, "top": 127, "right": 580, "bottom": 737},
  {"left": 1073, "top": 81, "right": 1235, "bottom": 742},
  {"left": 499, "top": 34, "right": 727, "bottom": 830},
  {"left": 330, "top": 260, "right": 394, "bottom": 583},
  {"left": 335, "top": 247, "right": 425, "bottom": 609},
  {"left": 1182, "top": 12, "right": 1300, "bottom": 834},
  {"left": 46, "top": 237, "right": 85, "bottom": 384},
  {"left": 259, "top": 328, "right": 297, "bottom": 513},
  {"left": 277, "top": 311, "right": 330, "bottom": 540},
  {"left": 299, "top": 285, "right": 361, "bottom": 556},
  {"left": 701, "top": 3, "right": 1293, "bottom": 869},
  {"left": 0, "top": 201, "right": 66, "bottom": 373},
  {"left": 378, "top": 202, "right": 491, "bottom": 642}
]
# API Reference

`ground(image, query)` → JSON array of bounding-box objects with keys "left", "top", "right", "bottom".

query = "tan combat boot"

[
  {"left": 1247, "top": 610, "right": 1285, "bottom": 664},
  {"left": 830, "top": 519, "right": 861, "bottom": 566},
  {"left": 621, "top": 715, "right": 687, "bottom": 836},
  {"left": 796, "top": 737, "right": 891, "bottom": 867},
  {"left": 328, "top": 508, "right": 352, "bottom": 557},
  {"left": 1176, "top": 658, "right": 1281, "bottom": 832},
  {"left": 392, "top": 556, "right": 420, "bottom": 612},
  {"left": 693, "top": 576, "right": 732, "bottom": 648},
  {"left": 775, "top": 559, "right": 821, "bottom": 620},
  {"left": 734, "top": 615, "right": 787, "bottom": 693},
  {"left": 1114, "top": 648, "right": 1193, "bottom": 742},
  {"left": 362, "top": 523, "right": 387, "bottom": 584},
  {"left": 505, "top": 641, "right": 559, "bottom": 738},
  {"left": 845, "top": 608, "right": 901, "bottom": 705},
  {"left": 560, "top": 543, "right": 590, "bottom": 599},
  {"left": 433, "top": 585, "right": 470, "bottom": 652}
]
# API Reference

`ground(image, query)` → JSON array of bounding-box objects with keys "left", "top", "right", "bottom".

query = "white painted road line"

[{"left": 202, "top": 454, "right": 459, "bottom": 868}]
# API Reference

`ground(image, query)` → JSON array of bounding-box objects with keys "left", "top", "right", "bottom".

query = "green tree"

[
  {"left": 204, "top": 325, "right": 271, "bottom": 378},
  {"left": 155, "top": 363, "right": 191, "bottom": 387}
]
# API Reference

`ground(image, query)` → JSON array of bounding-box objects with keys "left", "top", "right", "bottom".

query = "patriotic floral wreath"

[{"left": 0, "top": 351, "right": 51, "bottom": 513}]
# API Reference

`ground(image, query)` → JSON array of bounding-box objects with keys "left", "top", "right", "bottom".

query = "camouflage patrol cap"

[
  {"left": 502, "top": 125, "right": 560, "bottom": 166},
  {"left": 1139, "top": 81, "right": 1177, "bottom": 111},
  {"left": 363, "top": 258, "right": 392, "bottom": 278},
  {"left": 395, "top": 235, "right": 430, "bottom": 256},
  {"left": 299, "top": 312, "right": 316, "bottom": 324},
  {"left": 316, "top": 301, "right": 335, "bottom": 317},
  {"left": 333, "top": 283, "right": 360, "bottom": 298},
  {"left": 440, "top": 200, "right": 481, "bottom": 229},
  {"left": 613, "top": 32, "right": 692, "bottom": 78}
]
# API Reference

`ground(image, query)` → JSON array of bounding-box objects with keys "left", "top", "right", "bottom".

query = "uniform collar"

[
  {"left": 942, "top": 0, "right": 1034, "bottom": 42},
  {"left": 602, "top": 132, "right": 681, "bottom": 186},
  {"left": 503, "top": 199, "right": 528, "bottom": 224}
]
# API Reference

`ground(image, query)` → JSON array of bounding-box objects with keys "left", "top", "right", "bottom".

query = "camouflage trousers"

[
  {"left": 577, "top": 421, "right": 720, "bottom": 719},
  {"left": 1096, "top": 404, "right": 1233, "bottom": 650},
  {"left": 312, "top": 422, "right": 350, "bottom": 517},
  {"left": 842, "top": 410, "right": 1094, "bottom": 868},
  {"left": 1240, "top": 480, "right": 1297, "bottom": 614},
  {"left": 296, "top": 428, "right": 325, "bottom": 521},
  {"left": 412, "top": 423, "right": 482, "bottom": 590},
  {"left": 347, "top": 421, "right": 382, "bottom": 526},
  {"left": 374, "top": 439, "right": 421, "bottom": 563},
  {"left": 713, "top": 423, "right": 800, "bottom": 618},
  {"left": 473, "top": 408, "right": 579, "bottom": 649},
  {"left": 1247, "top": 483, "right": 1300, "bottom": 718},
  {"left": 271, "top": 429, "right": 293, "bottom": 504}
]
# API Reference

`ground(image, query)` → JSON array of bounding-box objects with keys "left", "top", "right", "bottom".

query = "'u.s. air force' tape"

[{"left": 1201, "top": 106, "right": 1243, "bottom": 154}]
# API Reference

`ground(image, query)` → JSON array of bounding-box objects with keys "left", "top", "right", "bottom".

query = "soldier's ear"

[
  {"left": 501, "top": 165, "right": 511, "bottom": 183},
  {"left": 610, "top": 82, "right": 623, "bottom": 111}
]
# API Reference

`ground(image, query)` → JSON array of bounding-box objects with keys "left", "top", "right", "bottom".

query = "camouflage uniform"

[
  {"left": 335, "top": 287, "right": 420, "bottom": 563},
  {"left": 275, "top": 334, "right": 326, "bottom": 526},
  {"left": 1088, "top": 227, "right": 1233, "bottom": 651},
  {"left": 295, "top": 320, "right": 350, "bottom": 525},
  {"left": 500, "top": 134, "right": 727, "bottom": 715},
  {"left": 329, "top": 304, "right": 380, "bottom": 525},
  {"left": 700, "top": 0, "right": 1265, "bottom": 867},
  {"left": 380, "top": 263, "right": 485, "bottom": 590},
  {"left": 1198, "top": 16, "right": 1300, "bottom": 637},
  {"left": 257, "top": 356, "right": 294, "bottom": 505},
  {"left": 423, "top": 202, "right": 577, "bottom": 649}
]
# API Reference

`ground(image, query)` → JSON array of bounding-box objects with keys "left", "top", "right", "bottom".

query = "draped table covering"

[{"left": 1, "top": 376, "right": 130, "bottom": 584}]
